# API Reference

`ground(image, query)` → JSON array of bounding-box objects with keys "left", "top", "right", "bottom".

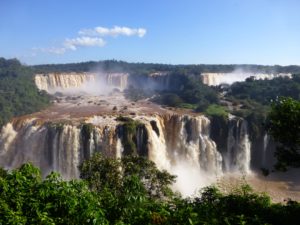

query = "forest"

[
  {"left": 33, "top": 60, "right": 300, "bottom": 75},
  {"left": 0, "top": 58, "right": 50, "bottom": 127},
  {"left": 0, "top": 154, "right": 299, "bottom": 224}
]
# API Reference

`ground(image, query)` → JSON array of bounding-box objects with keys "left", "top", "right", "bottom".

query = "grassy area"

[{"left": 205, "top": 104, "right": 228, "bottom": 117}]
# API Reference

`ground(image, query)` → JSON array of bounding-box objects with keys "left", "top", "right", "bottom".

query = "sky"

[{"left": 0, "top": 0, "right": 299, "bottom": 65}]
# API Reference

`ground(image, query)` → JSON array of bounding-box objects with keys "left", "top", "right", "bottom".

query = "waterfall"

[
  {"left": 116, "top": 137, "right": 123, "bottom": 158},
  {"left": 0, "top": 123, "right": 17, "bottom": 155},
  {"left": 35, "top": 73, "right": 96, "bottom": 93},
  {"left": 145, "top": 117, "right": 171, "bottom": 171},
  {"left": 0, "top": 113, "right": 257, "bottom": 195},
  {"left": 162, "top": 115, "right": 222, "bottom": 175},
  {"left": 170, "top": 115, "right": 223, "bottom": 196},
  {"left": 106, "top": 73, "right": 129, "bottom": 91},
  {"left": 201, "top": 72, "right": 292, "bottom": 86},
  {"left": 55, "top": 125, "right": 81, "bottom": 178},
  {"left": 262, "top": 133, "right": 270, "bottom": 167},
  {"left": 35, "top": 72, "right": 129, "bottom": 93},
  {"left": 146, "top": 115, "right": 223, "bottom": 196},
  {"left": 225, "top": 117, "right": 251, "bottom": 174}
]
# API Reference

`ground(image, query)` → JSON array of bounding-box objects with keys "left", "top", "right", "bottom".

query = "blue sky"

[{"left": 1, "top": 0, "right": 299, "bottom": 65}]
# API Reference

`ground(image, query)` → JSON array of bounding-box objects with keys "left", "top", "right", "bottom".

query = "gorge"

[{"left": 0, "top": 72, "right": 283, "bottom": 197}]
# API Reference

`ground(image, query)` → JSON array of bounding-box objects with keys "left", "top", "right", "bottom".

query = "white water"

[
  {"left": 225, "top": 117, "right": 251, "bottom": 174},
  {"left": 0, "top": 123, "right": 17, "bottom": 155},
  {"left": 0, "top": 114, "right": 253, "bottom": 196},
  {"left": 35, "top": 72, "right": 129, "bottom": 94},
  {"left": 116, "top": 137, "right": 123, "bottom": 158},
  {"left": 262, "top": 133, "right": 270, "bottom": 167},
  {"left": 138, "top": 115, "right": 223, "bottom": 196},
  {"left": 201, "top": 72, "right": 292, "bottom": 86},
  {"left": 146, "top": 119, "right": 171, "bottom": 171}
]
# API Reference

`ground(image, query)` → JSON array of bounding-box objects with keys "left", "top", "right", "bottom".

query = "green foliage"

[
  {"left": 228, "top": 75, "right": 300, "bottom": 105},
  {"left": 79, "top": 153, "right": 123, "bottom": 192},
  {"left": 117, "top": 118, "right": 144, "bottom": 155},
  {"left": 81, "top": 123, "right": 94, "bottom": 140},
  {"left": 178, "top": 103, "right": 198, "bottom": 110},
  {"left": 32, "top": 59, "right": 300, "bottom": 75},
  {"left": 153, "top": 93, "right": 184, "bottom": 107},
  {"left": 245, "top": 111, "right": 267, "bottom": 141},
  {"left": 203, "top": 105, "right": 229, "bottom": 152},
  {"left": 225, "top": 75, "right": 300, "bottom": 128},
  {"left": 116, "top": 115, "right": 134, "bottom": 123},
  {"left": 79, "top": 153, "right": 176, "bottom": 199},
  {"left": 266, "top": 97, "right": 300, "bottom": 170},
  {"left": 79, "top": 153, "right": 176, "bottom": 224},
  {"left": 0, "top": 163, "right": 107, "bottom": 224},
  {"left": 152, "top": 74, "right": 219, "bottom": 109},
  {"left": 0, "top": 58, "right": 50, "bottom": 127},
  {"left": 1, "top": 158, "right": 300, "bottom": 224},
  {"left": 121, "top": 156, "right": 176, "bottom": 199},
  {"left": 204, "top": 104, "right": 228, "bottom": 117},
  {"left": 124, "top": 85, "right": 154, "bottom": 102},
  {"left": 170, "top": 184, "right": 300, "bottom": 225}
]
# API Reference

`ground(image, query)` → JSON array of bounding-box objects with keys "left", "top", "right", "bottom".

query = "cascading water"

[
  {"left": 225, "top": 117, "right": 251, "bottom": 174},
  {"left": 0, "top": 112, "right": 256, "bottom": 196},
  {"left": 145, "top": 117, "right": 171, "bottom": 171},
  {"left": 35, "top": 72, "right": 129, "bottom": 93},
  {"left": 106, "top": 73, "right": 129, "bottom": 91},
  {"left": 0, "top": 123, "right": 17, "bottom": 155},
  {"left": 262, "top": 133, "right": 270, "bottom": 167},
  {"left": 35, "top": 73, "right": 96, "bottom": 93},
  {"left": 201, "top": 72, "right": 292, "bottom": 86},
  {"left": 164, "top": 115, "right": 223, "bottom": 196}
]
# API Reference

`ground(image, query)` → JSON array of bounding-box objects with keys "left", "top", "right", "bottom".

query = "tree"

[
  {"left": 0, "top": 58, "right": 50, "bottom": 127},
  {"left": 79, "top": 153, "right": 176, "bottom": 224},
  {"left": 79, "top": 153, "right": 176, "bottom": 199},
  {"left": 0, "top": 163, "right": 107, "bottom": 224},
  {"left": 0, "top": 160, "right": 299, "bottom": 224},
  {"left": 266, "top": 97, "right": 300, "bottom": 170}
]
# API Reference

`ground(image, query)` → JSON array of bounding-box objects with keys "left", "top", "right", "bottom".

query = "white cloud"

[
  {"left": 64, "top": 37, "right": 106, "bottom": 50},
  {"left": 79, "top": 26, "right": 147, "bottom": 38},
  {"left": 35, "top": 25, "right": 146, "bottom": 55},
  {"left": 34, "top": 37, "right": 106, "bottom": 55}
]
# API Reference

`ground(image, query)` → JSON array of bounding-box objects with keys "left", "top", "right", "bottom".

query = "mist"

[
  {"left": 171, "top": 160, "right": 217, "bottom": 197},
  {"left": 35, "top": 71, "right": 129, "bottom": 96},
  {"left": 201, "top": 69, "right": 292, "bottom": 86}
]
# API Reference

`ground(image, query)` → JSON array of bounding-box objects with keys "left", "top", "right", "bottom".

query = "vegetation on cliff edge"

[{"left": 0, "top": 58, "right": 50, "bottom": 127}]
